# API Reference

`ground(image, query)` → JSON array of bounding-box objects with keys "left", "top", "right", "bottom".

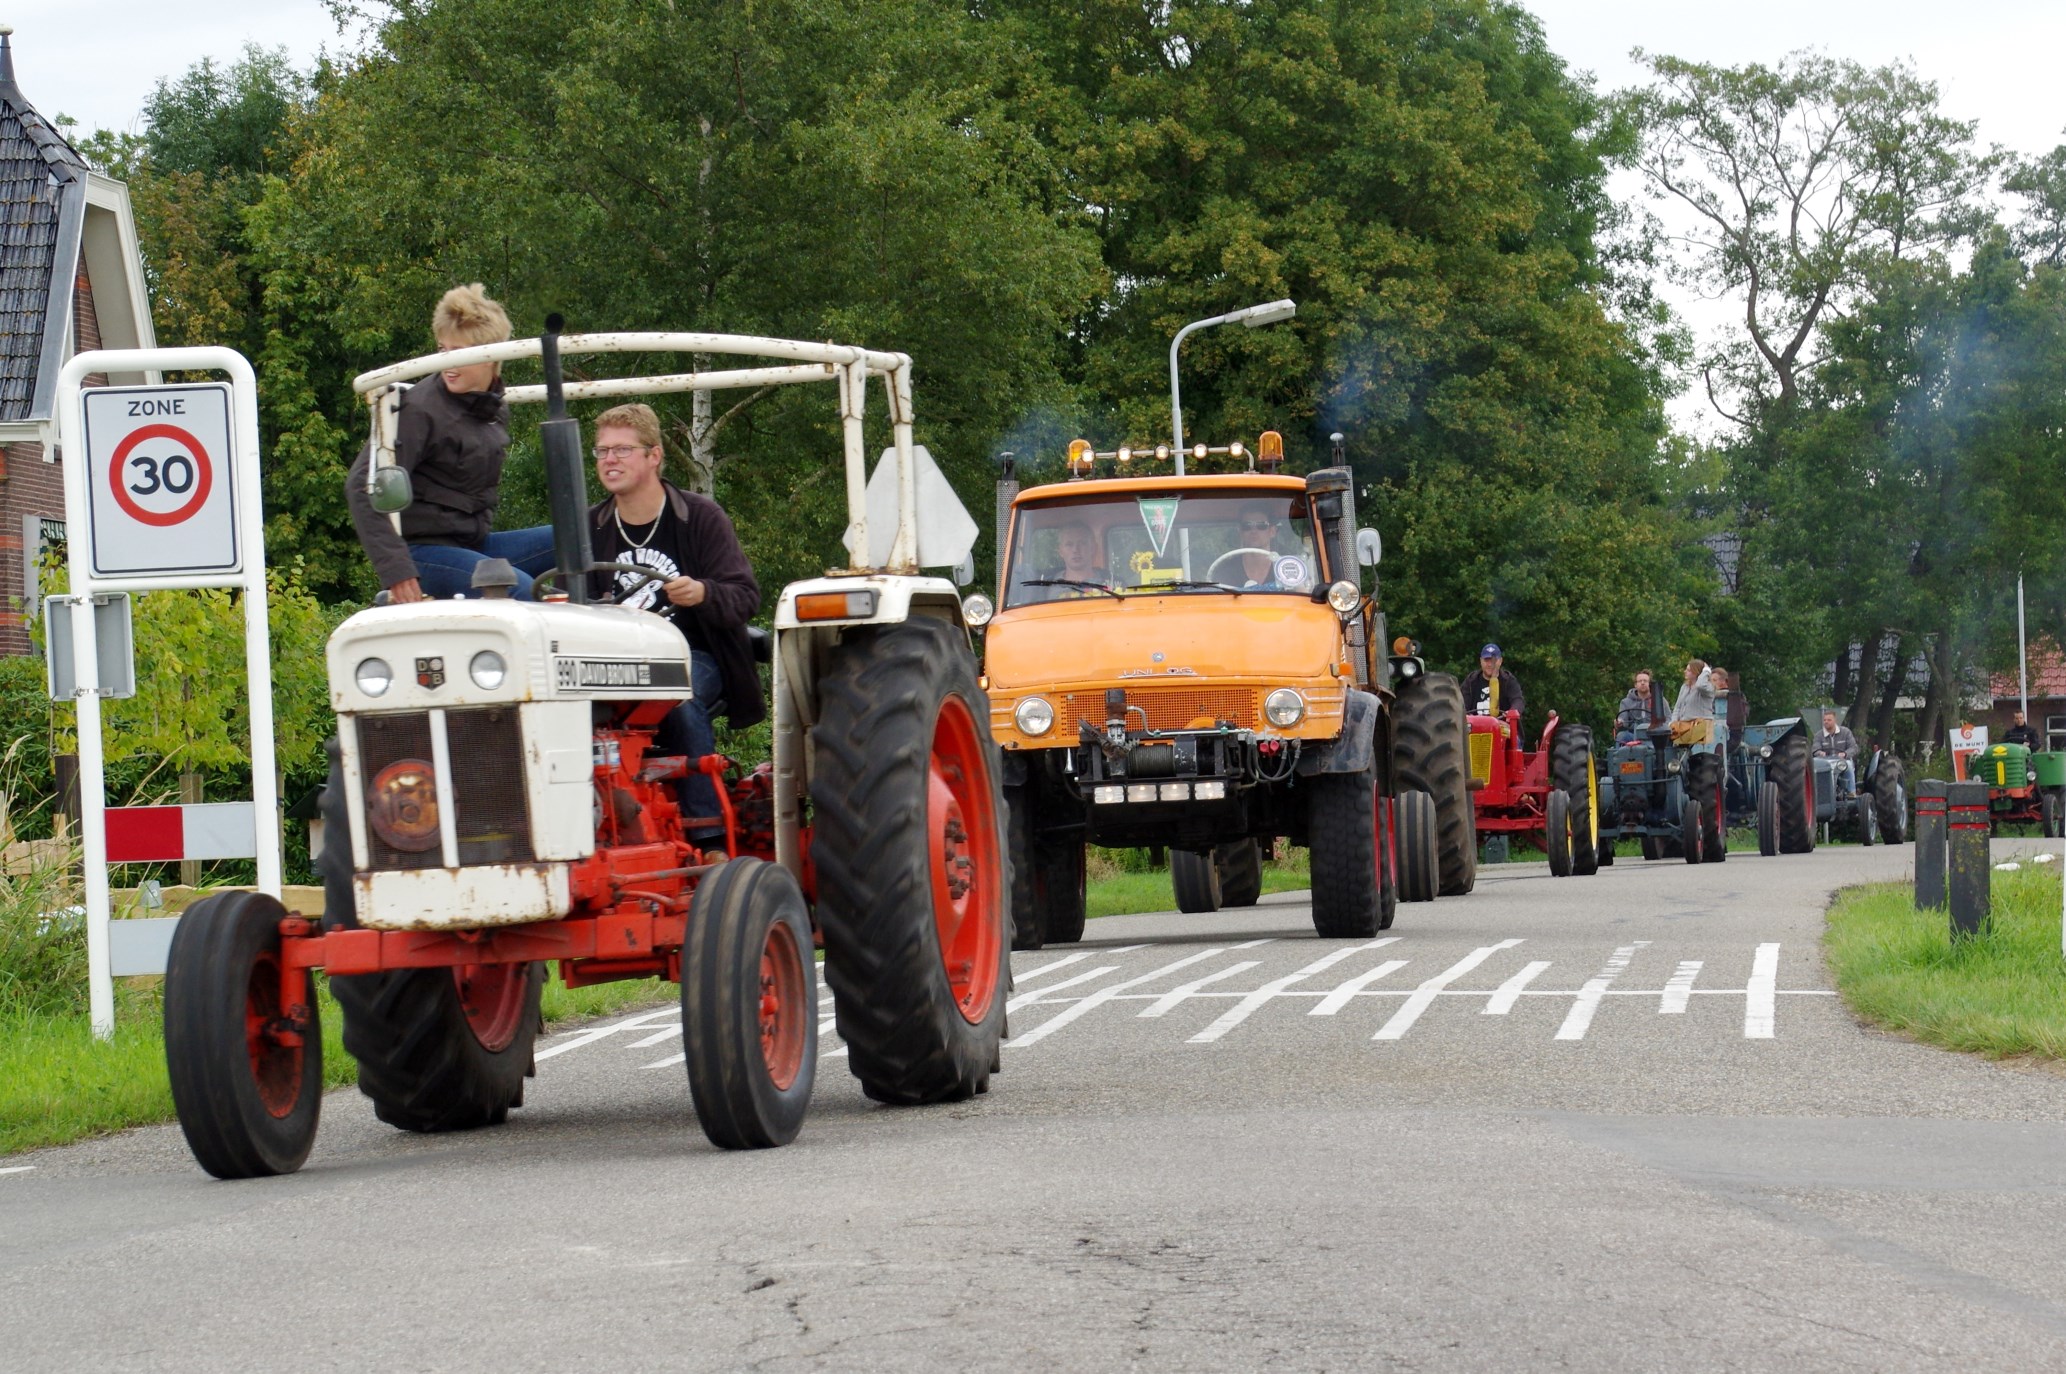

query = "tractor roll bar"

[{"left": 351, "top": 331, "right": 922, "bottom": 574}]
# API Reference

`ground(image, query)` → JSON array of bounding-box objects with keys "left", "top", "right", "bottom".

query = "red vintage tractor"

[
  {"left": 1467, "top": 709, "right": 1600, "bottom": 876},
  {"left": 159, "top": 324, "right": 1009, "bottom": 1178}
]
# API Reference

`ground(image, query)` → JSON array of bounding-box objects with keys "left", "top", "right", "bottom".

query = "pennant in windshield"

[{"left": 1137, "top": 496, "right": 1180, "bottom": 559}]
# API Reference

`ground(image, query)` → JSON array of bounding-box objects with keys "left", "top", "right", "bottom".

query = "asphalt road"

[{"left": 6, "top": 838, "right": 2066, "bottom": 1372}]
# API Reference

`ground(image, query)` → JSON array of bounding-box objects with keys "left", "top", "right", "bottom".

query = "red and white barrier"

[{"left": 105, "top": 802, "right": 258, "bottom": 863}]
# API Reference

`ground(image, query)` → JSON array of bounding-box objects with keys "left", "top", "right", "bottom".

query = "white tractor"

[{"left": 162, "top": 320, "right": 1009, "bottom": 1177}]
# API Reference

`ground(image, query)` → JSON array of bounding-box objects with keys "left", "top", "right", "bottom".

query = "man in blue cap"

[{"left": 1461, "top": 642, "right": 1525, "bottom": 721}]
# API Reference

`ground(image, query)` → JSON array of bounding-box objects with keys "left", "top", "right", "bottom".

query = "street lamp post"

[{"left": 1168, "top": 299, "right": 1296, "bottom": 475}]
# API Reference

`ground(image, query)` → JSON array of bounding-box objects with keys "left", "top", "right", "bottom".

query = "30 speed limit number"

[{"left": 81, "top": 382, "right": 240, "bottom": 578}]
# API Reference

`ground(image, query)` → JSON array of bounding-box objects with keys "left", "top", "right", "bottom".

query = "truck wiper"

[
  {"left": 1021, "top": 578, "right": 1120, "bottom": 599},
  {"left": 1156, "top": 580, "right": 1245, "bottom": 593}
]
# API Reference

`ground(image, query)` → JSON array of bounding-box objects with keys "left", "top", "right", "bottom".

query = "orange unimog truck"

[{"left": 967, "top": 434, "right": 1475, "bottom": 948}]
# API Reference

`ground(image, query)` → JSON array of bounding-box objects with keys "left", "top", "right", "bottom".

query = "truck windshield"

[{"left": 1004, "top": 490, "right": 1321, "bottom": 609}]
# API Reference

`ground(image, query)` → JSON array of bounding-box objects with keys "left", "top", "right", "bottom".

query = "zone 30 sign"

[{"left": 81, "top": 382, "right": 240, "bottom": 579}]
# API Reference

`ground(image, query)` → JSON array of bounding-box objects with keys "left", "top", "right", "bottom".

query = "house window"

[{"left": 2048, "top": 714, "right": 2066, "bottom": 752}]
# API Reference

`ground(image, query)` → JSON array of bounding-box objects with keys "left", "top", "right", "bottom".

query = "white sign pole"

[{"left": 55, "top": 346, "right": 275, "bottom": 1038}]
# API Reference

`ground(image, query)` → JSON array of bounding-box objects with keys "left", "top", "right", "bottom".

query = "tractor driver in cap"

[{"left": 1461, "top": 643, "right": 1525, "bottom": 721}]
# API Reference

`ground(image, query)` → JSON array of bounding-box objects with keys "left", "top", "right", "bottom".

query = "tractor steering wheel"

[
  {"left": 533, "top": 562, "right": 671, "bottom": 602},
  {"left": 1204, "top": 547, "right": 1279, "bottom": 585}
]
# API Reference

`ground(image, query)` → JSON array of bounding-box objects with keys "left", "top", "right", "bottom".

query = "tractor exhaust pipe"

[{"left": 539, "top": 313, "right": 594, "bottom": 603}]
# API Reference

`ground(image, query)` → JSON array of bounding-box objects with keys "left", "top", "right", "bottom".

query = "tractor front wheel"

[
  {"left": 1216, "top": 839, "right": 1265, "bottom": 908},
  {"left": 1681, "top": 798, "right": 1705, "bottom": 864},
  {"left": 163, "top": 891, "right": 322, "bottom": 1179},
  {"left": 1395, "top": 790, "right": 1439, "bottom": 902},
  {"left": 1552, "top": 725, "right": 1599, "bottom": 875},
  {"left": 1872, "top": 757, "right": 1909, "bottom": 844},
  {"left": 1691, "top": 754, "right": 1727, "bottom": 863},
  {"left": 1308, "top": 760, "right": 1393, "bottom": 937},
  {"left": 1773, "top": 730, "right": 1816, "bottom": 853},
  {"left": 1172, "top": 849, "right": 1222, "bottom": 914},
  {"left": 683, "top": 857, "right": 816, "bottom": 1150},
  {"left": 1757, "top": 781, "right": 1780, "bottom": 856},
  {"left": 810, "top": 618, "right": 1009, "bottom": 1105},
  {"left": 1545, "top": 791, "right": 1572, "bottom": 877}
]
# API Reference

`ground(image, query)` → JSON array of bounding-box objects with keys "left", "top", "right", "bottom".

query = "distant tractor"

[
  {"left": 161, "top": 325, "right": 1009, "bottom": 1178},
  {"left": 1597, "top": 723, "right": 1731, "bottom": 863},
  {"left": 1466, "top": 709, "right": 1599, "bottom": 876},
  {"left": 1738, "top": 717, "right": 1904, "bottom": 851},
  {"left": 1958, "top": 742, "right": 2066, "bottom": 836}
]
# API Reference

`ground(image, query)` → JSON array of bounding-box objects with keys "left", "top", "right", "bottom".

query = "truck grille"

[
  {"left": 1060, "top": 687, "right": 1257, "bottom": 735},
  {"left": 355, "top": 708, "right": 533, "bottom": 870}
]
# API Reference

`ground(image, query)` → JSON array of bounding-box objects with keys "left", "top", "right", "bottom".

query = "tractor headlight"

[
  {"left": 1759, "top": 745, "right": 1772, "bottom": 759},
  {"left": 354, "top": 657, "right": 393, "bottom": 696},
  {"left": 962, "top": 592, "right": 995, "bottom": 627},
  {"left": 1326, "top": 580, "right": 1360, "bottom": 617},
  {"left": 1014, "top": 696, "right": 1055, "bottom": 737},
  {"left": 1264, "top": 688, "right": 1307, "bottom": 728},
  {"left": 366, "top": 758, "right": 440, "bottom": 852},
  {"left": 469, "top": 650, "right": 507, "bottom": 690}
]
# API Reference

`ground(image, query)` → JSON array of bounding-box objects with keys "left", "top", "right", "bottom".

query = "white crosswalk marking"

[
  {"left": 1309, "top": 959, "right": 1409, "bottom": 1015},
  {"left": 1138, "top": 961, "right": 1260, "bottom": 1017},
  {"left": 1745, "top": 943, "right": 1780, "bottom": 1038},
  {"left": 535, "top": 1006, "right": 682, "bottom": 1062},
  {"left": 1010, "top": 948, "right": 1232, "bottom": 1047},
  {"left": 1189, "top": 940, "right": 1393, "bottom": 1043},
  {"left": 1556, "top": 941, "right": 1650, "bottom": 1041},
  {"left": 1483, "top": 960, "right": 1553, "bottom": 1015},
  {"left": 1660, "top": 960, "right": 1702, "bottom": 1014},
  {"left": 1009, "top": 964, "right": 1121, "bottom": 1012},
  {"left": 1373, "top": 940, "right": 1525, "bottom": 1040}
]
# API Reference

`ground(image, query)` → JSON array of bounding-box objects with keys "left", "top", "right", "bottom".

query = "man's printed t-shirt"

[{"left": 611, "top": 507, "right": 712, "bottom": 653}]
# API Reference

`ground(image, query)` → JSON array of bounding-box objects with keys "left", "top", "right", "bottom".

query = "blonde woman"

[{"left": 346, "top": 283, "right": 555, "bottom": 600}]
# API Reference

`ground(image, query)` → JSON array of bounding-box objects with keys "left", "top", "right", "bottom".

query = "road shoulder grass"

[{"left": 1824, "top": 863, "right": 2066, "bottom": 1062}]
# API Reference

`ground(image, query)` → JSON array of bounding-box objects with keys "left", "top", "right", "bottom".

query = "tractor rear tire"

[
  {"left": 1040, "top": 841, "right": 1088, "bottom": 945},
  {"left": 163, "top": 891, "right": 322, "bottom": 1179},
  {"left": 318, "top": 741, "right": 543, "bottom": 1133},
  {"left": 1172, "top": 849, "right": 1222, "bottom": 914},
  {"left": 1308, "top": 760, "right": 1391, "bottom": 937},
  {"left": 1552, "top": 725, "right": 1599, "bottom": 875},
  {"left": 1393, "top": 672, "right": 1476, "bottom": 896},
  {"left": 810, "top": 618, "right": 1009, "bottom": 1106},
  {"left": 1872, "top": 757, "right": 1909, "bottom": 844},
  {"left": 1545, "top": 790, "right": 1572, "bottom": 876},
  {"left": 1757, "top": 781, "right": 1780, "bottom": 856},
  {"left": 1216, "top": 838, "right": 1265, "bottom": 908},
  {"left": 1773, "top": 730, "right": 1816, "bottom": 854},
  {"left": 1395, "top": 790, "right": 1439, "bottom": 902},
  {"left": 1691, "top": 754, "right": 1727, "bottom": 863},
  {"left": 683, "top": 857, "right": 816, "bottom": 1150},
  {"left": 1681, "top": 799, "right": 1705, "bottom": 864}
]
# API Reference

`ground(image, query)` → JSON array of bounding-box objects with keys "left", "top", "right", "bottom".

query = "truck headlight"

[
  {"left": 1326, "top": 580, "right": 1360, "bottom": 617},
  {"left": 367, "top": 759, "right": 440, "bottom": 852},
  {"left": 469, "top": 650, "right": 507, "bottom": 690},
  {"left": 355, "top": 657, "right": 393, "bottom": 696},
  {"left": 1264, "top": 688, "right": 1306, "bottom": 727},
  {"left": 1014, "top": 697, "right": 1055, "bottom": 737},
  {"left": 962, "top": 593, "right": 995, "bottom": 627}
]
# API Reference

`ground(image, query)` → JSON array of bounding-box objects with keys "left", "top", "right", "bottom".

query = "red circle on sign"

[{"left": 109, "top": 424, "right": 214, "bottom": 527}]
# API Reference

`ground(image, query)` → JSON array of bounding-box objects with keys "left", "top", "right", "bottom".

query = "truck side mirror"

[
  {"left": 1356, "top": 528, "right": 1381, "bottom": 567},
  {"left": 369, "top": 465, "right": 414, "bottom": 514},
  {"left": 953, "top": 554, "right": 976, "bottom": 588}
]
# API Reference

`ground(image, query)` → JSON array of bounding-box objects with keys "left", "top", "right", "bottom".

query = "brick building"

[
  {"left": 0, "top": 27, "right": 158, "bottom": 657},
  {"left": 1986, "top": 644, "right": 2066, "bottom": 752}
]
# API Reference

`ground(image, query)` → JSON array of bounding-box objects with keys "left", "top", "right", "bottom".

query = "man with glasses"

[
  {"left": 1230, "top": 504, "right": 1307, "bottom": 589},
  {"left": 585, "top": 402, "right": 764, "bottom": 852}
]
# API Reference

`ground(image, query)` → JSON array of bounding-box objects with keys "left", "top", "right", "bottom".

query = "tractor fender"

[{"left": 1296, "top": 689, "right": 1381, "bottom": 777}]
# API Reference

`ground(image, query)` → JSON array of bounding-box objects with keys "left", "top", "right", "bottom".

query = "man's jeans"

[
  {"left": 655, "top": 651, "right": 727, "bottom": 841},
  {"left": 407, "top": 527, "right": 557, "bottom": 599}
]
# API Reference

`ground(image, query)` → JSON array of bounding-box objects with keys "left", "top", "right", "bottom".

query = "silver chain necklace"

[{"left": 614, "top": 502, "right": 660, "bottom": 551}]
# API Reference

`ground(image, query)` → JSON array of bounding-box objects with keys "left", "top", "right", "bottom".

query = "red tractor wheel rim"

[
  {"left": 758, "top": 917, "right": 808, "bottom": 1090},
  {"left": 927, "top": 694, "right": 1003, "bottom": 1024},
  {"left": 243, "top": 953, "right": 303, "bottom": 1119},
  {"left": 453, "top": 963, "right": 529, "bottom": 1052}
]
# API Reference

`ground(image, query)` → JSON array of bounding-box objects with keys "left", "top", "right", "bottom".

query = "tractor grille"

[
  {"left": 447, "top": 707, "right": 534, "bottom": 865},
  {"left": 355, "top": 708, "right": 533, "bottom": 870},
  {"left": 1468, "top": 731, "right": 1495, "bottom": 786},
  {"left": 1060, "top": 687, "right": 1257, "bottom": 735},
  {"left": 356, "top": 713, "right": 441, "bottom": 871}
]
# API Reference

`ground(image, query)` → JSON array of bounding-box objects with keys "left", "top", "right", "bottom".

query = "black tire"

[
  {"left": 810, "top": 618, "right": 1009, "bottom": 1105},
  {"left": 1872, "top": 757, "right": 1909, "bottom": 844},
  {"left": 1393, "top": 672, "right": 1476, "bottom": 895},
  {"left": 1552, "top": 725, "right": 1599, "bottom": 875},
  {"left": 1308, "top": 760, "right": 1388, "bottom": 937},
  {"left": 2044, "top": 789, "right": 2063, "bottom": 840},
  {"left": 1545, "top": 790, "right": 1572, "bottom": 877},
  {"left": 1691, "top": 754, "right": 1726, "bottom": 863},
  {"left": 1681, "top": 798, "right": 1704, "bottom": 864},
  {"left": 1395, "top": 790, "right": 1439, "bottom": 902},
  {"left": 1641, "top": 832, "right": 1662, "bottom": 862},
  {"left": 1172, "top": 849, "right": 1222, "bottom": 914},
  {"left": 1757, "top": 781, "right": 1780, "bottom": 856},
  {"left": 1597, "top": 834, "right": 1615, "bottom": 866},
  {"left": 1859, "top": 797, "right": 1879, "bottom": 846},
  {"left": 318, "top": 740, "right": 543, "bottom": 1133},
  {"left": 163, "top": 891, "right": 322, "bottom": 1179},
  {"left": 1773, "top": 729, "right": 1816, "bottom": 853},
  {"left": 1216, "top": 838, "right": 1264, "bottom": 908},
  {"left": 683, "top": 857, "right": 816, "bottom": 1150},
  {"left": 1040, "top": 840, "right": 1088, "bottom": 944},
  {"left": 1005, "top": 785, "right": 1045, "bottom": 950}
]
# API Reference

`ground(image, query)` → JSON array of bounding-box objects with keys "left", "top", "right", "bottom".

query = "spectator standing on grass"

[{"left": 345, "top": 284, "right": 556, "bottom": 601}]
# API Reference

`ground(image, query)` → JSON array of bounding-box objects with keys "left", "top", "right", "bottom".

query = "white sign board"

[
  {"left": 844, "top": 444, "right": 979, "bottom": 569},
  {"left": 81, "top": 382, "right": 241, "bottom": 579},
  {"left": 1950, "top": 723, "right": 1989, "bottom": 753}
]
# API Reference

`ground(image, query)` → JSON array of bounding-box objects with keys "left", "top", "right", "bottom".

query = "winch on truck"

[{"left": 969, "top": 432, "right": 1474, "bottom": 946}]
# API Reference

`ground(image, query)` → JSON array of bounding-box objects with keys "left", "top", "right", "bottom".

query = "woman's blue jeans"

[{"left": 407, "top": 527, "right": 558, "bottom": 599}]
